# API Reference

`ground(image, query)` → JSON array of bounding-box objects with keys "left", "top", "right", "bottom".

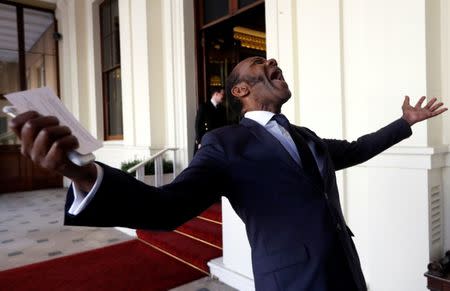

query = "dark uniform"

[{"left": 194, "top": 100, "right": 227, "bottom": 153}]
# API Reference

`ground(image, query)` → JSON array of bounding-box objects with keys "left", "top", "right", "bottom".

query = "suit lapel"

[
  {"left": 240, "top": 118, "right": 302, "bottom": 172},
  {"left": 293, "top": 126, "right": 330, "bottom": 186}
]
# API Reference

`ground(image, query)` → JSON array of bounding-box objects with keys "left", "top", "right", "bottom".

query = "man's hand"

[
  {"left": 402, "top": 96, "right": 447, "bottom": 126},
  {"left": 9, "top": 111, "right": 97, "bottom": 192}
]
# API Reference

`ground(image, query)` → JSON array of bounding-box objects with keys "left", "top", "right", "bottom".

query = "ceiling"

[{"left": 0, "top": 3, "right": 54, "bottom": 62}]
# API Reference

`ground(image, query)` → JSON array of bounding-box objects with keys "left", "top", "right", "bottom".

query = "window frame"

[
  {"left": 0, "top": 0, "right": 59, "bottom": 99},
  {"left": 99, "top": 0, "right": 123, "bottom": 140},
  {"left": 196, "top": 0, "right": 264, "bottom": 29}
]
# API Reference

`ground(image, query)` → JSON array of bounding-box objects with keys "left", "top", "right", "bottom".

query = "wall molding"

[
  {"left": 359, "top": 145, "right": 450, "bottom": 169},
  {"left": 208, "top": 257, "right": 255, "bottom": 291}
]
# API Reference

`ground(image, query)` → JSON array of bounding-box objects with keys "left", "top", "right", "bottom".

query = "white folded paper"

[{"left": 4, "top": 87, "right": 102, "bottom": 155}]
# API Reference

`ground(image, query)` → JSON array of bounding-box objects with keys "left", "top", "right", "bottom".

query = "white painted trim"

[
  {"left": 55, "top": 0, "right": 80, "bottom": 118},
  {"left": 381, "top": 145, "right": 450, "bottom": 155},
  {"left": 114, "top": 227, "right": 137, "bottom": 237},
  {"left": 208, "top": 257, "right": 255, "bottom": 291},
  {"left": 356, "top": 145, "right": 450, "bottom": 169}
]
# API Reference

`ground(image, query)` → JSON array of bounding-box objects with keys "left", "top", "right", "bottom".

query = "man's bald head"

[{"left": 225, "top": 57, "right": 291, "bottom": 114}]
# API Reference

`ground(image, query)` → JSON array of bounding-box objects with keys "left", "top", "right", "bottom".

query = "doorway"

[
  {"left": 195, "top": 0, "right": 266, "bottom": 124},
  {"left": 0, "top": 1, "right": 62, "bottom": 193}
]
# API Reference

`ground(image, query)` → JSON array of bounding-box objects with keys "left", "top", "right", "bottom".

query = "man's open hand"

[{"left": 402, "top": 96, "right": 447, "bottom": 126}]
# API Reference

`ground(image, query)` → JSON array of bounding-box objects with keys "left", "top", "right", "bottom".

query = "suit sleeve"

[
  {"left": 323, "top": 118, "right": 412, "bottom": 171},
  {"left": 64, "top": 132, "right": 229, "bottom": 230}
]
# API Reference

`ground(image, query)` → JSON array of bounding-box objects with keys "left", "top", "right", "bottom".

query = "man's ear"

[{"left": 231, "top": 82, "right": 250, "bottom": 99}]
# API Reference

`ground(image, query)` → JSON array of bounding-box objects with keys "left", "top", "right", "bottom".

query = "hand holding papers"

[{"left": 3, "top": 87, "right": 102, "bottom": 166}]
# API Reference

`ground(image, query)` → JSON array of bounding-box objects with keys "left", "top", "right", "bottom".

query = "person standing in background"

[{"left": 194, "top": 87, "right": 227, "bottom": 153}]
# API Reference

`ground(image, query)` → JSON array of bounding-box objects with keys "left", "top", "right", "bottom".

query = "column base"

[{"left": 208, "top": 257, "right": 255, "bottom": 291}]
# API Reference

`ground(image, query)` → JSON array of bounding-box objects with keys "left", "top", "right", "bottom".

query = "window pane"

[
  {"left": 24, "top": 9, "right": 53, "bottom": 54},
  {"left": 102, "top": 35, "right": 112, "bottom": 70},
  {"left": 0, "top": 4, "right": 20, "bottom": 94},
  {"left": 107, "top": 68, "right": 123, "bottom": 136},
  {"left": 112, "top": 0, "right": 120, "bottom": 66},
  {"left": 101, "top": 1, "right": 111, "bottom": 36},
  {"left": 0, "top": 3, "right": 19, "bottom": 95},
  {"left": 111, "top": 0, "right": 118, "bottom": 20},
  {"left": 24, "top": 9, "right": 58, "bottom": 93},
  {"left": 238, "top": 0, "right": 258, "bottom": 8},
  {"left": 0, "top": 50, "right": 20, "bottom": 95},
  {"left": 0, "top": 10, "right": 19, "bottom": 140},
  {"left": 203, "top": 0, "right": 228, "bottom": 24},
  {"left": 0, "top": 3, "right": 18, "bottom": 51}
]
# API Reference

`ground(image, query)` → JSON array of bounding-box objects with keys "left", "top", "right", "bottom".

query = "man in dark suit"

[
  {"left": 194, "top": 87, "right": 227, "bottom": 153},
  {"left": 9, "top": 57, "right": 447, "bottom": 291}
]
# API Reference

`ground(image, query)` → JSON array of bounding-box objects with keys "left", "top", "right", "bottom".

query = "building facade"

[{"left": 1, "top": 0, "right": 450, "bottom": 290}]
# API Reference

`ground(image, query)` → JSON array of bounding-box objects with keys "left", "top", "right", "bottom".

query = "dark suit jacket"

[
  {"left": 65, "top": 117, "right": 412, "bottom": 291},
  {"left": 194, "top": 101, "right": 227, "bottom": 149}
]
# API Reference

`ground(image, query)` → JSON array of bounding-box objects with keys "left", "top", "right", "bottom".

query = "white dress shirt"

[
  {"left": 69, "top": 110, "right": 320, "bottom": 215},
  {"left": 244, "top": 111, "right": 301, "bottom": 165},
  {"left": 245, "top": 111, "right": 323, "bottom": 174},
  {"left": 68, "top": 163, "right": 104, "bottom": 215}
]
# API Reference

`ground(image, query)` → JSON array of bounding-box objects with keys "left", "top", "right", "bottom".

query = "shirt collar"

[
  {"left": 244, "top": 111, "right": 275, "bottom": 127},
  {"left": 210, "top": 98, "right": 218, "bottom": 108}
]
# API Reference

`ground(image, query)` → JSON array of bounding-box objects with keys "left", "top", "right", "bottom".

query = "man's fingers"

[
  {"left": 403, "top": 96, "right": 410, "bottom": 107},
  {"left": 429, "top": 102, "right": 444, "bottom": 112},
  {"left": 31, "top": 126, "right": 72, "bottom": 163},
  {"left": 415, "top": 96, "right": 426, "bottom": 108},
  {"left": 8, "top": 111, "right": 40, "bottom": 136},
  {"left": 425, "top": 97, "right": 437, "bottom": 109},
  {"left": 431, "top": 107, "right": 448, "bottom": 117},
  {"left": 43, "top": 135, "right": 80, "bottom": 171},
  {"left": 20, "top": 116, "right": 60, "bottom": 158}
]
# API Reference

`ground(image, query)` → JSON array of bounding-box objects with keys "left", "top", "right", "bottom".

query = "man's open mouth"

[{"left": 269, "top": 69, "right": 283, "bottom": 81}]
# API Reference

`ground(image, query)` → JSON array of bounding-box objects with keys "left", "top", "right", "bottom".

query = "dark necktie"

[{"left": 271, "top": 114, "right": 322, "bottom": 184}]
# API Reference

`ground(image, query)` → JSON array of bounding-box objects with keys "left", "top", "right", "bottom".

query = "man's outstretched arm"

[
  {"left": 9, "top": 112, "right": 228, "bottom": 230},
  {"left": 324, "top": 96, "right": 447, "bottom": 171}
]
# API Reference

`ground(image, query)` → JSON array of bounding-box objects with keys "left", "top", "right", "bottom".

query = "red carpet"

[
  {"left": 0, "top": 203, "right": 223, "bottom": 290},
  {"left": 198, "top": 203, "right": 222, "bottom": 223},
  {"left": 176, "top": 217, "right": 222, "bottom": 248},
  {"left": 0, "top": 240, "right": 204, "bottom": 291},
  {"left": 137, "top": 231, "right": 221, "bottom": 273},
  {"left": 138, "top": 202, "right": 223, "bottom": 273}
]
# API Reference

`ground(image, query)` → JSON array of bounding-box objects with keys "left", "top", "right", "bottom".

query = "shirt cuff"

[{"left": 68, "top": 163, "right": 104, "bottom": 215}]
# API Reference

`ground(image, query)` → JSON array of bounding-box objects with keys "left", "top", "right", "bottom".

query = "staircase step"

[
  {"left": 198, "top": 203, "right": 222, "bottom": 223},
  {"left": 137, "top": 230, "right": 222, "bottom": 273},
  {"left": 176, "top": 217, "right": 222, "bottom": 249}
]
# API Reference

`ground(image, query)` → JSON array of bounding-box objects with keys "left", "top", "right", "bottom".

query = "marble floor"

[
  {"left": 0, "top": 188, "right": 133, "bottom": 271},
  {"left": 170, "top": 277, "right": 237, "bottom": 291},
  {"left": 0, "top": 188, "right": 237, "bottom": 291}
]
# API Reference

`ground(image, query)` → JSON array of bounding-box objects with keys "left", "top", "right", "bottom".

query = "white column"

[
  {"left": 161, "top": 0, "right": 197, "bottom": 171},
  {"left": 265, "top": 0, "right": 298, "bottom": 123},
  {"left": 342, "top": 0, "right": 447, "bottom": 290},
  {"left": 129, "top": 0, "right": 152, "bottom": 147},
  {"left": 55, "top": 0, "right": 81, "bottom": 119}
]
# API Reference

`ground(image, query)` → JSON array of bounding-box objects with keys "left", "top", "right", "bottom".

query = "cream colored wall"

[
  {"left": 217, "top": 1, "right": 450, "bottom": 291},
  {"left": 440, "top": 0, "right": 450, "bottom": 257}
]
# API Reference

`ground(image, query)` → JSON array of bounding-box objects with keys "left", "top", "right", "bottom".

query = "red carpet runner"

[
  {"left": 0, "top": 240, "right": 203, "bottom": 291},
  {"left": 0, "top": 203, "right": 222, "bottom": 290},
  {"left": 137, "top": 202, "right": 223, "bottom": 274}
]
